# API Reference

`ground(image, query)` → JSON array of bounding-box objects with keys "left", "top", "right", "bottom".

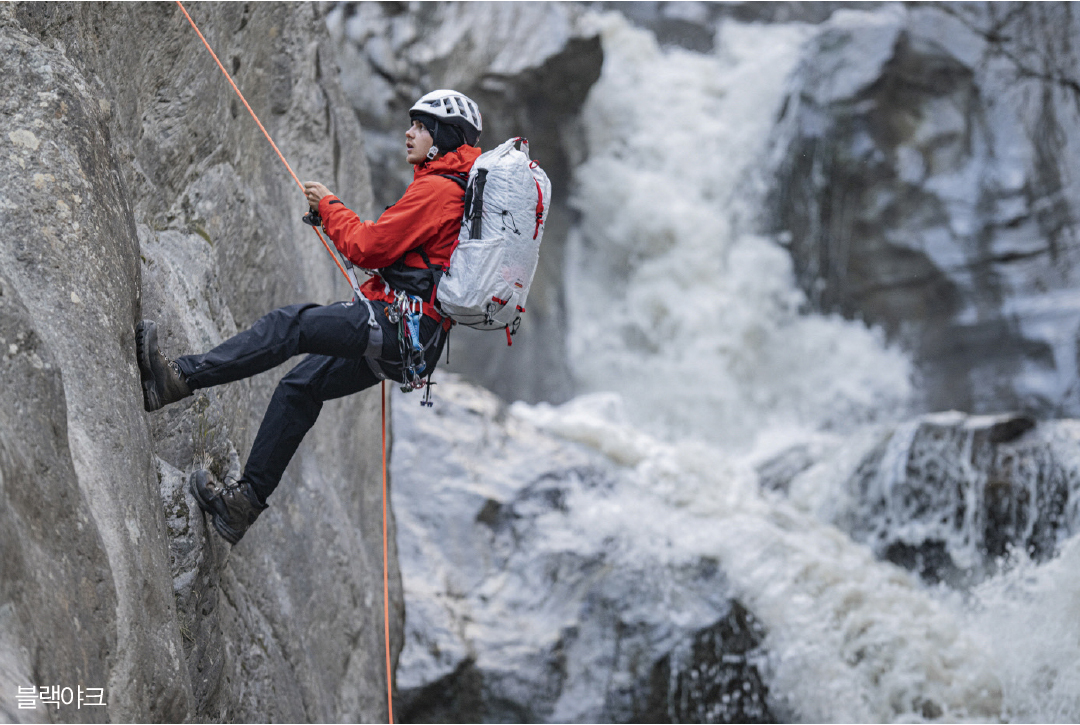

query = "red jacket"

[{"left": 318, "top": 145, "right": 481, "bottom": 321}]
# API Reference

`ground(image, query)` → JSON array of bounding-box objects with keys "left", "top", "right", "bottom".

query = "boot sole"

[
  {"left": 188, "top": 471, "right": 243, "bottom": 545},
  {"left": 135, "top": 320, "right": 163, "bottom": 412}
]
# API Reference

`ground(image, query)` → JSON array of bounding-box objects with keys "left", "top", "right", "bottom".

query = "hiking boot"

[
  {"left": 135, "top": 320, "right": 192, "bottom": 412},
  {"left": 189, "top": 469, "right": 267, "bottom": 545}
]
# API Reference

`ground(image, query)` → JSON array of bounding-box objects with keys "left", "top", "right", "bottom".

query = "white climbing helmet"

[{"left": 409, "top": 89, "right": 482, "bottom": 150}]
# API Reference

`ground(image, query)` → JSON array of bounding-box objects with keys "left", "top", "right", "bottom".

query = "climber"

[{"left": 135, "top": 89, "right": 483, "bottom": 544}]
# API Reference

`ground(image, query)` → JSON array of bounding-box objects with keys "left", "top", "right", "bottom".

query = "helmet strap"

[{"left": 426, "top": 118, "right": 440, "bottom": 160}]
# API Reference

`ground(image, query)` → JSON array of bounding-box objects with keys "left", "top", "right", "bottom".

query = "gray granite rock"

[
  {"left": 766, "top": 3, "right": 1080, "bottom": 418},
  {"left": 835, "top": 411, "right": 1080, "bottom": 587},
  {"left": 775, "top": 408, "right": 1080, "bottom": 588},
  {"left": 0, "top": 271, "right": 118, "bottom": 725},
  {"left": 1, "top": 3, "right": 394, "bottom": 721},
  {"left": 391, "top": 376, "right": 774, "bottom": 723}
]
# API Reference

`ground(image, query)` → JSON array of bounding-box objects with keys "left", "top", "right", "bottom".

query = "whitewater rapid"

[
  {"left": 519, "top": 9, "right": 1079, "bottom": 723},
  {"left": 565, "top": 11, "right": 912, "bottom": 451}
]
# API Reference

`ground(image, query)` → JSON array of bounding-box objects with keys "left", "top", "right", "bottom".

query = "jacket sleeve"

[{"left": 318, "top": 180, "right": 445, "bottom": 270}]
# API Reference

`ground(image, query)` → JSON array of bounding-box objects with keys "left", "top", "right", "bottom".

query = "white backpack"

[{"left": 437, "top": 137, "right": 551, "bottom": 340}]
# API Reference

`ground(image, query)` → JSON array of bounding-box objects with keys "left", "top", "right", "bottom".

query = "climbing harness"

[{"left": 175, "top": 3, "right": 395, "bottom": 721}]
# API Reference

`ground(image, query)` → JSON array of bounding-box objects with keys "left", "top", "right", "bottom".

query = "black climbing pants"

[{"left": 174, "top": 299, "right": 445, "bottom": 504}]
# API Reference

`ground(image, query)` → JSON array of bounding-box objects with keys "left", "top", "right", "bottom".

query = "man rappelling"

[{"left": 136, "top": 90, "right": 482, "bottom": 544}]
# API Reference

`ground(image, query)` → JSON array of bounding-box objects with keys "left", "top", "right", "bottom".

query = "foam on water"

[
  {"left": 967, "top": 538, "right": 1080, "bottom": 723},
  {"left": 566, "top": 12, "right": 913, "bottom": 451},
  {"left": 514, "top": 396, "right": 1003, "bottom": 722},
  {"left": 535, "top": 10, "right": 1080, "bottom": 722}
]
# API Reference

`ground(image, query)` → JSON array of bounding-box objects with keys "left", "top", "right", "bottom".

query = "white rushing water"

[
  {"left": 511, "top": 9, "right": 1080, "bottom": 723},
  {"left": 564, "top": 11, "right": 913, "bottom": 452}
]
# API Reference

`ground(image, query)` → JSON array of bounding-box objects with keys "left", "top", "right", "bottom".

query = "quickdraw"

[{"left": 387, "top": 292, "right": 429, "bottom": 392}]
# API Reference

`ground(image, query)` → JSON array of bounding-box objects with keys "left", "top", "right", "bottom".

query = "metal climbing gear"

[{"left": 391, "top": 293, "right": 428, "bottom": 391}]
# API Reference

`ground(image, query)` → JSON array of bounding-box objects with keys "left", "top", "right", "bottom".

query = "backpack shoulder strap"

[
  {"left": 378, "top": 173, "right": 468, "bottom": 303},
  {"left": 435, "top": 172, "right": 468, "bottom": 190}
]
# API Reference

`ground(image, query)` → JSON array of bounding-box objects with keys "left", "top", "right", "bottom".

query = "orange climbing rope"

[
  {"left": 175, "top": 3, "right": 396, "bottom": 722},
  {"left": 174, "top": 0, "right": 351, "bottom": 286},
  {"left": 381, "top": 380, "right": 395, "bottom": 723}
]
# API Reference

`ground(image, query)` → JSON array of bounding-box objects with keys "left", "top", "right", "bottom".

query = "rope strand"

[
  {"left": 382, "top": 380, "right": 395, "bottom": 723},
  {"left": 175, "top": 0, "right": 351, "bottom": 284},
  {"left": 176, "top": 3, "right": 395, "bottom": 722}
]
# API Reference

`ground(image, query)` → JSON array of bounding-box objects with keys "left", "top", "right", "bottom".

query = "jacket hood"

[{"left": 415, "top": 145, "right": 482, "bottom": 178}]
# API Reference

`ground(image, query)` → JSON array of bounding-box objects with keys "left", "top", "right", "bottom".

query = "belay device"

[{"left": 436, "top": 137, "right": 551, "bottom": 344}]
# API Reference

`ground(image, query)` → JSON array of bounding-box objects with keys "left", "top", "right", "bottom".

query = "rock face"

[
  {"left": 0, "top": 273, "right": 117, "bottom": 725},
  {"left": 391, "top": 377, "right": 774, "bottom": 723},
  {"left": 327, "top": 2, "right": 603, "bottom": 405},
  {"left": 1, "top": 3, "right": 395, "bottom": 721},
  {"left": 821, "top": 411, "right": 1080, "bottom": 587},
  {"left": 769, "top": 405, "right": 1080, "bottom": 593},
  {"left": 767, "top": 4, "right": 1080, "bottom": 418},
  {"left": 8, "top": 2, "right": 1080, "bottom": 722}
]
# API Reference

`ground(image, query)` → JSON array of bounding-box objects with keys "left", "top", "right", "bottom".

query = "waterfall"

[
  {"left": 537, "top": 8, "right": 1076, "bottom": 722},
  {"left": 564, "top": 12, "right": 913, "bottom": 451},
  {"left": 394, "top": 7, "right": 1080, "bottom": 722}
]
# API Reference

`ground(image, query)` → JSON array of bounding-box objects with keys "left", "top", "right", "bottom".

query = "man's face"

[{"left": 406, "top": 119, "right": 435, "bottom": 165}]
